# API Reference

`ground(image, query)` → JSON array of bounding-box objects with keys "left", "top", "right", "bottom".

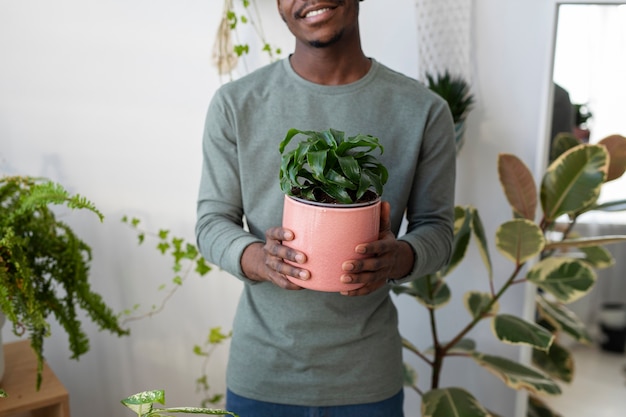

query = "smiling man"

[{"left": 195, "top": 1, "right": 456, "bottom": 416}]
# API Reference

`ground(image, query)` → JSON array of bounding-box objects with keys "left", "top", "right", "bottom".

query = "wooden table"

[{"left": 0, "top": 341, "right": 70, "bottom": 417}]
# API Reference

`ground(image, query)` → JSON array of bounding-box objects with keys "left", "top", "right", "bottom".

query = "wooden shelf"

[{"left": 0, "top": 340, "right": 70, "bottom": 417}]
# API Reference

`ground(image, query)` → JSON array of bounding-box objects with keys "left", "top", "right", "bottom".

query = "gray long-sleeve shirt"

[{"left": 196, "top": 58, "right": 456, "bottom": 406}]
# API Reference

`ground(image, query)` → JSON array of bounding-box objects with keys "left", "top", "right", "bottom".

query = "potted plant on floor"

[
  {"left": 0, "top": 176, "right": 128, "bottom": 390},
  {"left": 393, "top": 135, "right": 626, "bottom": 416},
  {"left": 279, "top": 128, "right": 388, "bottom": 292}
]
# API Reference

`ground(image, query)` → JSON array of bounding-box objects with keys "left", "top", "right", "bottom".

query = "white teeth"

[{"left": 305, "top": 8, "right": 330, "bottom": 18}]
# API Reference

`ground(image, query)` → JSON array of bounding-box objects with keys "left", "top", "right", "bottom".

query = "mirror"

[
  {"left": 550, "top": 3, "right": 626, "bottom": 218},
  {"left": 544, "top": 3, "right": 626, "bottom": 416}
]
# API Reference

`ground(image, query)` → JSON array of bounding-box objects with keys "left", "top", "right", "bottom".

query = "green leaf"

[
  {"left": 471, "top": 353, "right": 561, "bottom": 396},
  {"left": 591, "top": 198, "right": 626, "bottom": 212},
  {"left": 447, "top": 338, "right": 476, "bottom": 354},
  {"left": 470, "top": 207, "right": 493, "bottom": 280},
  {"left": 544, "top": 235, "right": 626, "bottom": 252},
  {"left": 541, "top": 144, "right": 608, "bottom": 222},
  {"left": 578, "top": 245, "right": 614, "bottom": 269},
  {"left": 403, "top": 362, "right": 418, "bottom": 387},
  {"left": 527, "top": 395, "right": 564, "bottom": 417},
  {"left": 498, "top": 153, "right": 537, "bottom": 220},
  {"left": 441, "top": 206, "right": 472, "bottom": 276},
  {"left": 491, "top": 314, "right": 554, "bottom": 351},
  {"left": 121, "top": 390, "right": 164, "bottom": 415},
  {"left": 464, "top": 291, "right": 499, "bottom": 320},
  {"left": 196, "top": 258, "right": 212, "bottom": 276},
  {"left": 120, "top": 390, "right": 239, "bottom": 416},
  {"left": 496, "top": 219, "right": 545, "bottom": 265},
  {"left": 532, "top": 341, "right": 574, "bottom": 383},
  {"left": 422, "top": 387, "right": 490, "bottom": 417},
  {"left": 535, "top": 295, "right": 591, "bottom": 343},
  {"left": 406, "top": 274, "right": 451, "bottom": 309},
  {"left": 550, "top": 133, "right": 581, "bottom": 163},
  {"left": 526, "top": 257, "right": 597, "bottom": 303}
]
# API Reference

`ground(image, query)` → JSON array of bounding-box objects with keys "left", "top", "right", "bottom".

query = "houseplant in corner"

[
  {"left": 0, "top": 176, "right": 128, "bottom": 390},
  {"left": 393, "top": 136, "right": 626, "bottom": 416},
  {"left": 279, "top": 128, "right": 388, "bottom": 292},
  {"left": 425, "top": 70, "right": 475, "bottom": 154}
]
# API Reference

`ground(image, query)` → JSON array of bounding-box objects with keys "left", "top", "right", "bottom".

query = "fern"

[{"left": 0, "top": 175, "right": 127, "bottom": 391}]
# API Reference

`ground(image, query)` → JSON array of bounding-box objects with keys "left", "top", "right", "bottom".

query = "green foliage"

[
  {"left": 193, "top": 327, "right": 232, "bottom": 408},
  {"left": 121, "top": 390, "right": 239, "bottom": 417},
  {"left": 425, "top": 70, "right": 475, "bottom": 124},
  {"left": 393, "top": 140, "right": 626, "bottom": 416},
  {"left": 224, "top": 0, "right": 281, "bottom": 64},
  {"left": 120, "top": 217, "right": 226, "bottom": 408},
  {"left": 279, "top": 128, "right": 389, "bottom": 204},
  {"left": 119, "top": 217, "right": 212, "bottom": 323},
  {"left": 0, "top": 176, "right": 128, "bottom": 390}
]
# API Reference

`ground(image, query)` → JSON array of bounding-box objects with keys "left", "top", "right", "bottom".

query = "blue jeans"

[{"left": 225, "top": 389, "right": 404, "bottom": 417}]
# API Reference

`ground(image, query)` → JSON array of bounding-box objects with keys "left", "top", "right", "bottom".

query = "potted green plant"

[
  {"left": 425, "top": 70, "right": 475, "bottom": 154},
  {"left": 392, "top": 135, "right": 626, "bottom": 416},
  {"left": 121, "top": 390, "right": 238, "bottom": 416},
  {"left": 0, "top": 176, "right": 128, "bottom": 390},
  {"left": 279, "top": 128, "right": 388, "bottom": 292}
]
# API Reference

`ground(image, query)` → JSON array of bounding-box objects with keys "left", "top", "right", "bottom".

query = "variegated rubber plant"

[
  {"left": 393, "top": 134, "right": 626, "bottom": 417},
  {"left": 279, "top": 128, "right": 389, "bottom": 204}
]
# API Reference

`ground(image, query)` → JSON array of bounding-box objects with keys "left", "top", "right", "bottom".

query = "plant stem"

[{"left": 428, "top": 263, "right": 525, "bottom": 390}]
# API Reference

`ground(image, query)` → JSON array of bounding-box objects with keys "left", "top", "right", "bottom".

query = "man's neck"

[{"left": 289, "top": 45, "right": 371, "bottom": 86}]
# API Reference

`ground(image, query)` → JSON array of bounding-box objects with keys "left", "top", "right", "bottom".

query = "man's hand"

[
  {"left": 241, "top": 227, "right": 310, "bottom": 290},
  {"left": 339, "top": 201, "right": 415, "bottom": 296}
]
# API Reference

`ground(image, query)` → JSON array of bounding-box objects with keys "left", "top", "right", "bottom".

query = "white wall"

[{"left": 1, "top": 1, "right": 559, "bottom": 416}]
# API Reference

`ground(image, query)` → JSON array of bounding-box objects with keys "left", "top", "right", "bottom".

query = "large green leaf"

[
  {"left": 464, "top": 291, "right": 499, "bottom": 320},
  {"left": 498, "top": 153, "right": 537, "bottom": 220},
  {"left": 526, "top": 257, "right": 597, "bottom": 303},
  {"left": 422, "top": 388, "right": 490, "bottom": 417},
  {"left": 550, "top": 132, "right": 581, "bottom": 163},
  {"left": 441, "top": 206, "right": 473, "bottom": 276},
  {"left": 535, "top": 295, "right": 591, "bottom": 343},
  {"left": 541, "top": 144, "right": 608, "bottom": 222},
  {"left": 532, "top": 341, "right": 574, "bottom": 383},
  {"left": 496, "top": 219, "right": 545, "bottom": 265},
  {"left": 471, "top": 353, "right": 561, "bottom": 396},
  {"left": 492, "top": 314, "right": 554, "bottom": 351}
]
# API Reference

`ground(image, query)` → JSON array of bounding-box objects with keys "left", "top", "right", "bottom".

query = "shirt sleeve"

[{"left": 195, "top": 89, "right": 263, "bottom": 284}]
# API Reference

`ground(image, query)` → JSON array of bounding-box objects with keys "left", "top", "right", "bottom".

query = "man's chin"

[{"left": 308, "top": 31, "right": 343, "bottom": 48}]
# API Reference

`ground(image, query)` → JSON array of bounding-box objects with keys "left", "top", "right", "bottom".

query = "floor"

[{"left": 543, "top": 344, "right": 626, "bottom": 417}]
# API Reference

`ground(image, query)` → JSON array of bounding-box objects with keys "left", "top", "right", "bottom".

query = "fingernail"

[
  {"left": 343, "top": 262, "right": 354, "bottom": 271},
  {"left": 356, "top": 245, "right": 366, "bottom": 254},
  {"left": 341, "top": 275, "right": 352, "bottom": 283},
  {"left": 299, "top": 271, "right": 309, "bottom": 280},
  {"left": 295, "top": 254, "right": 305, "bottom": 263}
]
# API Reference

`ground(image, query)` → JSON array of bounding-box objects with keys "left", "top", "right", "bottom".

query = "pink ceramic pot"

[{"left": 282, "top": 195, "right": 381, "bottom": 292}]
